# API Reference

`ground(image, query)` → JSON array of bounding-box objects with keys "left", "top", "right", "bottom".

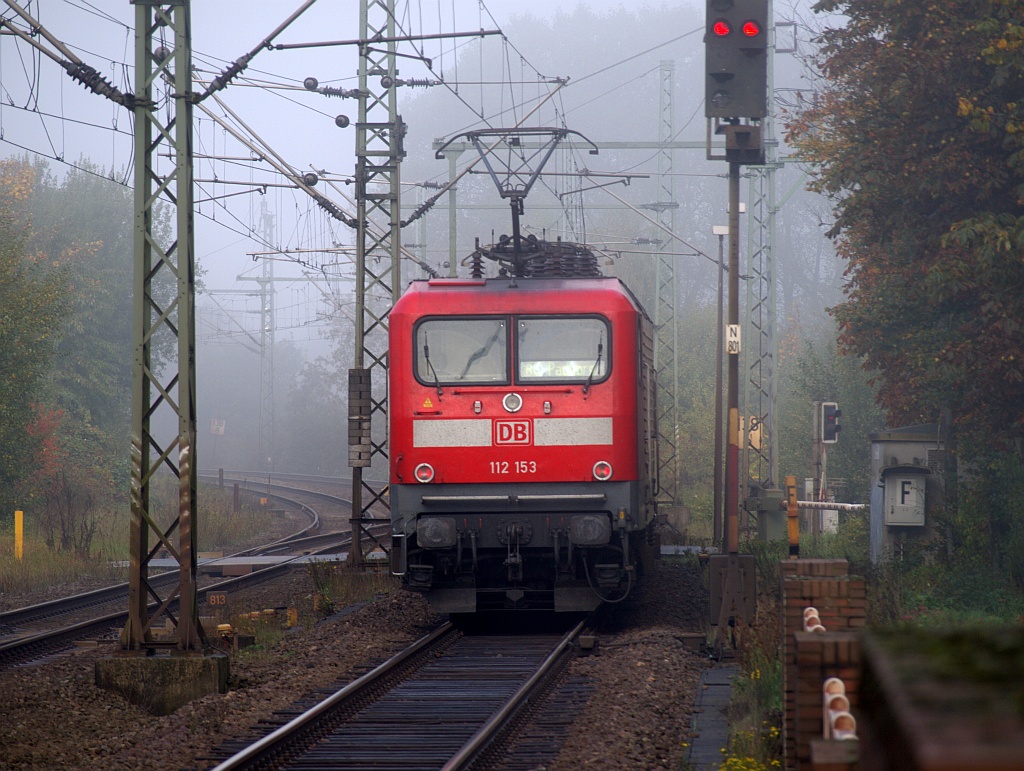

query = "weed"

[
  {"left": 0, "top": 478, "right": 281, "bottom": 599},
  {"left": 306, "top": 559, "right": 397, "bottom": 618},
  {"left": 719, "top": 555, "right": 784, "bottom": 770},
  {"left": 0, "top": 530, "right": 127, "bottom": 595}
]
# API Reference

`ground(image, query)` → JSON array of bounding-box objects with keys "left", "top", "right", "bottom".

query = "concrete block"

[
  {"left": 810, "top": 738, "right": 859, "bottom": 770},
  {"left": 95, "top": 650, "right": 229, "bottom": 716}
]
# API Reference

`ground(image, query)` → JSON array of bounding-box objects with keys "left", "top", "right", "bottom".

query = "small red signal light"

[
  {"left": 712, "top": 19, "right": 731, "bottom": 37},
  {"left": 742, "top": 20, "right": 761, "bottom": 37}
]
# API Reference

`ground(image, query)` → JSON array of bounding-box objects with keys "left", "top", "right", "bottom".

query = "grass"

[
  {"left": 196, "top": 489, "right": 281, "bottom": 552},
  {"left": 0, "top": 480, "right": 283, "bottom": 599},
  {"left": 0, "top": 530, "right": 127, "bottom": 596},
  {"left": 307, "top": 558, "right": 397, "bottom": 617},
  {"left": 719, "top": 580, "right": 784, "bottom": 771},
  {"left": 230, "top": 612, "right": 290, "bottom": 663},
  {"left": 713, "top": 508, "right": 1024, "bottom": 770},
  {"left": 147, "top": 478, "right": 281, "bottom": 552},
  {"left": 227, "top": 560, "right": 399, "bottom": 666}
]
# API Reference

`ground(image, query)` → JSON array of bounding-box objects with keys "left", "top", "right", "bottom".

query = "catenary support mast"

[
  {"left": 124, "top": 0, "right": 201, "bottom": 651},
  {"left": 652, "top": 60, "right": 681, "bottom": 508},
  {"left": 743, "top": 0, "right": 780, "bottom": 496},
  {"left": 349, "top": 0, "right": 403, "bottom": 566}
]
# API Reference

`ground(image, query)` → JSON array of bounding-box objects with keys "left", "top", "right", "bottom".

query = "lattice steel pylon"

[
  {"left": 743, "top": 7, "right": 779, "bottom": 492},
  {"left": 258, "top": 201, "right": 276, "bottom": 472},
  {"left": 558, "top": 145, "right": 585, "bottom": 241},
  {"left": 652, "top": 60, "right": 680, "bottom": 506},
  {"left": 124, "top": 0, "right": 201, "bottom": 651},
  {"left": 349, "top": 0, "right": 403, "bottom": 565}
]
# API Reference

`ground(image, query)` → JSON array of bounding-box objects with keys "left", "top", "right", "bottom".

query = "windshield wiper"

[
  {"left": 423, "top": 336, "right": 443, "bottom": 397},
  {"left": 460, "top": 324, "right": 502, "bottom": 379},
  {"left": 582, "top": 338, "right": 604, "bottom": 395}
]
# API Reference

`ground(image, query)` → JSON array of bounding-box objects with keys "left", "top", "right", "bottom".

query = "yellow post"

[
  {"left": 785, "top": 476, "right": 799, "bottom": 558},
  {"left": 14, "top": 510, "right": 24, "bottom": 560}
]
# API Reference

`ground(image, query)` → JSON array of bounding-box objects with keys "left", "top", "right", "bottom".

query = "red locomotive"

[{"left": 388, "top": 239, "right": 660, "bottom": 613}]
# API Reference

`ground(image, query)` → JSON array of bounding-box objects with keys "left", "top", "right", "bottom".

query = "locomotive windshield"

[
  {"left": 517, "top": 316, "right": 610, "bottom": 383},
  {"left": 414, "top": 317, "right": 509, "bottom": 384}
]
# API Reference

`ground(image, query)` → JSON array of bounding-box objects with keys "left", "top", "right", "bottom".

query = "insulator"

[
  {"left": 463, "top": 236, "right": 601, "bottom": 279},
  {"left": 402, "top": 78, "right": 439, "bottom": 88},
  {"left": 469, "top": 251, "right": 484, "bottom": 279}
]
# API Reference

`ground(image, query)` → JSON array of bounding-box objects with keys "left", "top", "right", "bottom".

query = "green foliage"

[
  {"left": 306, "top": 559, "right": 395, "bottom": 618},
  {"left": 669, "top": 303, "right": 722, "bottom": 523},
  {"left": 953, "top": 451, "right": 1024, "bottom": 587},
  {"left": 0, "top": 156, "right": 178, "bottom": 553},
  {"left": 789, "top": 1, "right": 1024, "bottom": 448},
  {"left": 277, "top": 345, "right": 351, "bottom": 473},
  {"left": 0, "top": 161, "right": 67, "bottom": 518},
  {"left": 899, "top": 570, "right": 1024, "bottom": 627},
  {"left": 800, "top": 512, "right": 871, "bottom": 567},
  {"left": 28, "top": 159, "right": 141, "bottom": 497},
  {"left": 723, "top": 551, "right": 784, "bottom": 771},
  {"left": 776, "top": 316, "right": 884, "bottom": 504}
]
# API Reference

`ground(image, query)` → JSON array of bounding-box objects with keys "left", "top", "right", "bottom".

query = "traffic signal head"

[
  {"left": 705, "top": 0, "right": 769, "bottom": 120},
  {"left": 821, "top": 402, "right": 841, "bottom": 443}
]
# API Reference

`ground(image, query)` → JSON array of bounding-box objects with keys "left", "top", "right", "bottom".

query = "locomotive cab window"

[
  {"left": 517, "top": 316, "right": 610, "bottom": 383},
  {"left": 414, "top": 317, "right": 509, "bottom": 385}
]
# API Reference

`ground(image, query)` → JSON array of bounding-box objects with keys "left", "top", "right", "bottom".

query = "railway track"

[
  {"left": 0, "top": 476, "right": 386, "bottom": 672},
  {"left": 201, "top": 471, "right": 390, "bottom": 524},
  {"left": 207, "top": 616, "right": 588, "bottom": 771}
]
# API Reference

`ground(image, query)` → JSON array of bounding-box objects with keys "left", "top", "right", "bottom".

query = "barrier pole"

[{"left": 785, "top": 475, "right": 799, "bottom": 557}]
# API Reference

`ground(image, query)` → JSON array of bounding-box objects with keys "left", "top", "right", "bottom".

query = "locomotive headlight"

[
  {"left": 592, "top": 460, "right": 613, "bottom": 481},
  {"left": 414, "top": 463, "right": 435, "bottom": 483},
  {"left": 502, "top": 392, "right": 523, "bottom": 413},
  {"left": 416, "top": 517, "right": 458, "bottom": 549},
  {"left": 569, "top": 514, "right": 611, "bottom": 546}
]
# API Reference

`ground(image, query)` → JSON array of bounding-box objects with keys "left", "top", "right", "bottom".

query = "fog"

[{"left": 0, "top": 0, "right": 839, "bottom": 473}]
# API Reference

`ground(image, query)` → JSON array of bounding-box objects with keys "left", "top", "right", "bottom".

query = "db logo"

[{"left": 494, "top": 420, "right": 532, "bottom": 445}]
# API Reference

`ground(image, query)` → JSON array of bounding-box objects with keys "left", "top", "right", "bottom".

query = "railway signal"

[
  {"left": 822, "top": 402, "right": 842, "bottom": 443},
  {"left": 705, "top": 0, "right": 769, "bottom": 120}
]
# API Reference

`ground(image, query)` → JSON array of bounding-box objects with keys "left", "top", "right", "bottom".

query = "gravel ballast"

[{"left": 0, "top": 558, "right": 710, "bottom": 770}]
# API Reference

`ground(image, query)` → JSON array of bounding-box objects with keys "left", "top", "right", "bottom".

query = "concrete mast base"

[{"left": 95, "top": 650, "right": 229, "bottom": 716}]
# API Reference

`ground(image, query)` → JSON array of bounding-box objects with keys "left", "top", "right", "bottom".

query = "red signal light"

[
  {"left": 712, "top": 19, "right": 731, "bottom": 37},
  {"left": 742, "top": 20, "right": 761, "bottom": 37}
]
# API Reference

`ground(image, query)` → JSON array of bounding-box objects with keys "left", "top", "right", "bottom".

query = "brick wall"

[{"left": 780, "top": 559, "right": 866, "bottom": 770}]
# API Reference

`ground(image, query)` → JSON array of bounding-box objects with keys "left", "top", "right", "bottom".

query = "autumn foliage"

[
  {"left": 787, "top": 1, "right": 1024, "bottom": 450},
  {"left": 0, "top": 161, "right": 67, "bottom": 515},
  {"left": 0, "top": 156, "right": 140, "bottom": 555}
]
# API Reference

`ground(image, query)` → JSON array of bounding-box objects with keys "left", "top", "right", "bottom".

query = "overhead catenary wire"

[{"left": 2, "top": 1, "right": 723, "bottom": 285}]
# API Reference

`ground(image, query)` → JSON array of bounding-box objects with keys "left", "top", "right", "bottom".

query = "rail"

[
  {"left": 209, "top": 617, "right": 590, "bottom": 770},
  {"left": 443, "top": 616, "right": 587, "bottom": 770},
  {"left": 209, "top": 622, "right": 456, "bottom": 770}
]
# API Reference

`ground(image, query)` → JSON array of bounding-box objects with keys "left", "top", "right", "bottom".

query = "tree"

[
  {"left": 28, "top": 160, "right": 138, "bottom": 481},
  {"left": 787, "top": 1, "right": 1024, "bottom": 450},
  {"left": 0, "top": 156, "right": 171, "bottom": 551},
  {"left": 776, "top": 315, "right": 885, "bottom": 504},
  {"left": 0, "top": 160, "right": 67, "bottom": 517},
  {"left": 277, "top": 345, "right": 350, "bottom": 474}
]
